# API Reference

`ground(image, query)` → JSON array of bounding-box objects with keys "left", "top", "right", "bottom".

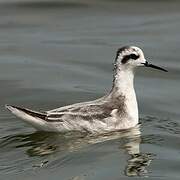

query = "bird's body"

[{"left": 6, "top": 46, "right": 167, "bottom": 133}]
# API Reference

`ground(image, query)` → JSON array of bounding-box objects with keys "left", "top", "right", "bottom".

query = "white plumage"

[{"left": 5, "top": 46, "right": 167, "bottom": 133}]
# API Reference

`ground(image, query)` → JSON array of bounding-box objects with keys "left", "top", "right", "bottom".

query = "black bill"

[{"left": 142, "top": 61, "right": 168, "bottom": 72}]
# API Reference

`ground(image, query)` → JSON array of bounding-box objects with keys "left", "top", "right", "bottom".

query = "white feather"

[{"left": 5, "top": 46, "right": 149, "bottom": 133}]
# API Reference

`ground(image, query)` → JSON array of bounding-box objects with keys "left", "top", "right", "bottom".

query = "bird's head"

[{"left": 115, "top": 46, "right": 167, "bottom": 72}]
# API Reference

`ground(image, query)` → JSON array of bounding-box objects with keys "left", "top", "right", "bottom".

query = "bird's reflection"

[
  {"left": 121, "top": 127, "right": 154, "bottom": 176},
  {"left": 0, "top": 125, "right": 153, "bottom": 177}
]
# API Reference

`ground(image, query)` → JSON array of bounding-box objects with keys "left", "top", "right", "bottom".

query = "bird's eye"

[
  {"left": 121, "top": 53, "right": 140, "bottom": 64},
  {"left": 129, "top": 54, "right": 139, "bottom": 60}
]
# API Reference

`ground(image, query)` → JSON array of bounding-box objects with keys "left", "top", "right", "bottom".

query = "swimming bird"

[{"left": 5, "top": 46, "right": 167, "bottom": 133}]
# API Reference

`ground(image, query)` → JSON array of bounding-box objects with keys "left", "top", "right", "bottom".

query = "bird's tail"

[{"left": 5, "top": 104, "right": 50, "bottom": 131}]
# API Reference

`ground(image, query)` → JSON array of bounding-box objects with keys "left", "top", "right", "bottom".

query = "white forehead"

[
  {"left": 122, "top": 46, "right": 144, "bottom": 56},
  {"left": 131, "top": 46, "right": 144, "bottom": 55}
]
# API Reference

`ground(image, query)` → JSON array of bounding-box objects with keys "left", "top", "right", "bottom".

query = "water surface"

[{"left": 0, "top": 0, "right": 180, "bottom": 179}]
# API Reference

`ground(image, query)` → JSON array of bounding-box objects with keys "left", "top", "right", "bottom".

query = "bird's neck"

[
  {"left": 111, "top": 67, "right": 135, "bottom": 95},
  {"left": 109, "top": 67, "right": 139, "bottom": 124}
]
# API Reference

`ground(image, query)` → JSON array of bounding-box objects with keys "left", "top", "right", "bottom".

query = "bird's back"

[{"left": 45, "top": 95, "right": 128, "bottom": 132}]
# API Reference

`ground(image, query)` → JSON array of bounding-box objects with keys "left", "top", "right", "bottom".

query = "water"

[{"left": 0, "top": 0, "right": 180, "bottom": 179}]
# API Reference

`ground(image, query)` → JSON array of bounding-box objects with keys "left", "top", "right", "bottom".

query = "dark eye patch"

[
  {"left": 129, "top": 54, "right": 139, "bottom": 60},
  {"left": 121, "top": 53, "right": 139, "bottom": 64}
]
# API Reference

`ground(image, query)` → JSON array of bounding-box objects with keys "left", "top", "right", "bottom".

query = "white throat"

[
  {"left": 113, "top": 66, "right": 135, "bottom": 94},
  {"left": 110, "top": 66, "right": 139, "bottom": 125}
]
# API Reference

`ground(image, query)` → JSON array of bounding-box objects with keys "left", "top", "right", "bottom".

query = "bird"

[{"left": 5, "top": 46, "right": 167, "bottom": 133}]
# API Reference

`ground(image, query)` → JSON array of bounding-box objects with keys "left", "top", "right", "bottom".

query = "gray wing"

[
  {"left": 46, "top": 105, "right": 110, "bottom": 122},
  {"left": 45, "top": 96, "right": 125, "bottom": 123}
]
